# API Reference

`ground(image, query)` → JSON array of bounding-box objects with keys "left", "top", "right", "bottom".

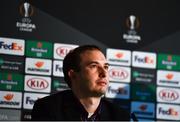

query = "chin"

[
  {"left": 96, "top": 89, "right": 107, "bottom": 96},
  {"left": 90, "top": 90, "right": 105, "bottom": 97}
]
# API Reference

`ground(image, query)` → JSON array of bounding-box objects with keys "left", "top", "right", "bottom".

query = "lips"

[{"left": 97, "top": 79, "right": 108, "bottom": 86}]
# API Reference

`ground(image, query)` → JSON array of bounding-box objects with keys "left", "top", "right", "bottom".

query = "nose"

[{"left": 98, "top": 66, "right": 107, "bottom": 78}]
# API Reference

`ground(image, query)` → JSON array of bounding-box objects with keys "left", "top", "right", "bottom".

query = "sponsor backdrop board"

[{"left": 0, "top": 1, "right": 180, "bottom": 121}]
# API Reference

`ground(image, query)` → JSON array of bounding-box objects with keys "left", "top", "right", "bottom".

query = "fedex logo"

[
  {"left": 157, "top": 103, "right": 180, "bottom": 120},
  {"left": 23, "top": 93, "right": 48, "bottom": 109},
  {"left": 132, "top": 51, "right": 156, "bottom": 69},
  {"left": 158, "top": 107, "right": 178, "bottom": 116},
  {"left": 105, "top": 82, "right": 130, "bottom": 99},
  {"left": 134, "top": 56, "right": 154, "bottom": 64},
  {"left": 0, "top": 37, "right": 24, "bottom": 55},
  {"left": 25, "top": 97, "right": 36, "bottom": 105},
  {"left": 53, "top": 60, "right": 64, "bottom": 77},
  {"left": 0, "top": 42, "right": 22, "bottom": 51}
]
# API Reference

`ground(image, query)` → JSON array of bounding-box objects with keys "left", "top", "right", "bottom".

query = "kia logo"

[
  {"left": 27, "top": 78, "right": 49, "bottom": 90},
  {"left": 109, "top": 68, "right": 128, "bottom": 80},
  {"left": 56, "top": 46, "right": 73, "bottom": 58},
  {"left": 159, "top": 89, "right": 179, "bottom": 101}
]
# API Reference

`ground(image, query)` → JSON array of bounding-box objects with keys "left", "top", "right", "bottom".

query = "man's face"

[{"left": 71, "top": 50, "right": 109, "bottom": 97}]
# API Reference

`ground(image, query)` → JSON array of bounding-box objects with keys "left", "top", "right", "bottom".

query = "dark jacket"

[{"left": 31, "top": 90, "right": 130, "bottom": 121}]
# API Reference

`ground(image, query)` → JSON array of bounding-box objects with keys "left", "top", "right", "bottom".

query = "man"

[{"left": 31, "top": 45, "right": 130, "bottom": 121}]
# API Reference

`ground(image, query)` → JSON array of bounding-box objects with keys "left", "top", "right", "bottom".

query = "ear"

[{"left": 68, "top": 69, "right": 77, "bottom": 80}]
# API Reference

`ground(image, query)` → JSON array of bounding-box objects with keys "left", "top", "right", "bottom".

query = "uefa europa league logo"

[
  {"left": 126, "top": 15, "right": 140, "bottom": 30},
  {"left": 123, "top": 15, "right": 141, "bottom": 43},
  {"left": 129, "top": 15, "right": 136, "bottom": 30},
  {"left": 17, "top": 2, "right": 36, "bottom": 32},
  {"left": 19, "top": 2, "right": 34, "bottom": 17},
  {"left": 24, "top": 2, "right": 30, "bottom": 17}
]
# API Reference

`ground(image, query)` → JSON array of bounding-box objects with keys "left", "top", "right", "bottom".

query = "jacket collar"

[{"left": 61, "top": 90, "right": 104, "bottom": 120}]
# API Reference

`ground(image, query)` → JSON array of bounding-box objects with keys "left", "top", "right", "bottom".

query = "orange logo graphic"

[
  {"left": 169, "top": 108, "right": 178, "bottom": 116},
  {"left": 4, "top": 94, "right": 14, "bottom": 101},
  {"left": 35, "top": 61, "right": 44, "bottom": 68},
  {"left": 166, "top": 74, "right": 173, "bottom": 80},
  {"left": 139, "top": 104, "right": 147, "bottom": 111},
  {"left": 116, "top": 53, "right": 123, "bottom": 59}
]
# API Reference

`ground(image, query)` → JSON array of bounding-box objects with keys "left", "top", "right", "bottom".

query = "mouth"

[{"left": 97, "top": 80, "right": 108, "bottom": 86}]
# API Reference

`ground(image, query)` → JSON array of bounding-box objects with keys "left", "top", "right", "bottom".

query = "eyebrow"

[
  {"left": 87, "top": 61, "right": 109, "bottom": 66},
  {"left": 105, "top": 63, "right": 110, "bottom": 66}
]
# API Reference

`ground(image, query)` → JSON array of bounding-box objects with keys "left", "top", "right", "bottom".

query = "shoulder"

[
  {"left": 31, "top": 90, "right": 73, "bottom": 120},
  {"left": 35, "top": 90, "right": 72, "bottom": 104},
  {"left": 101, "top": 98, "right": 130, "bottom": 120}
]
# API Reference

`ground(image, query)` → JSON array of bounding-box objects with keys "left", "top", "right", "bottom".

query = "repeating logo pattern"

[{"left": 0, "top": 37, "right": 180, "bottom": 121}]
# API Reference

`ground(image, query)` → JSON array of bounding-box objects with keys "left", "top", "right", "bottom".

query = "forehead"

[{"left": 80, "top": 50, "right": 106, "bottom": 62}]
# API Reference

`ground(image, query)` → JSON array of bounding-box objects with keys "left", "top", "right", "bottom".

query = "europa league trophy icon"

[
  {"left": 23, "top": 2, "right": 30, "bottom": 17},
  {"left": 129, "top": 15, "right": 136, "bottom": 30}
]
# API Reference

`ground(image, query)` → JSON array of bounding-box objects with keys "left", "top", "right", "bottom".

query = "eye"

[
  {"left": 89, "top": 64, "right": 97, "bottom": 68},
  {"left": 104, "top": 65, "right": 109, "bottom": 70}
]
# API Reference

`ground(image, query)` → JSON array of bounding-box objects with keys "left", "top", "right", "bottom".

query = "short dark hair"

[{"left": 62, "top": 45, "right": 102, "bottom": 88}]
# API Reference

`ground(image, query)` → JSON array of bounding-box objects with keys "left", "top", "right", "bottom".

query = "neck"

[
  {"left": 79, "top": 97, "right": 101, "bottom": 113},
  {"left": 72, "top": 87, "right": 102, "bottom": 113}
]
